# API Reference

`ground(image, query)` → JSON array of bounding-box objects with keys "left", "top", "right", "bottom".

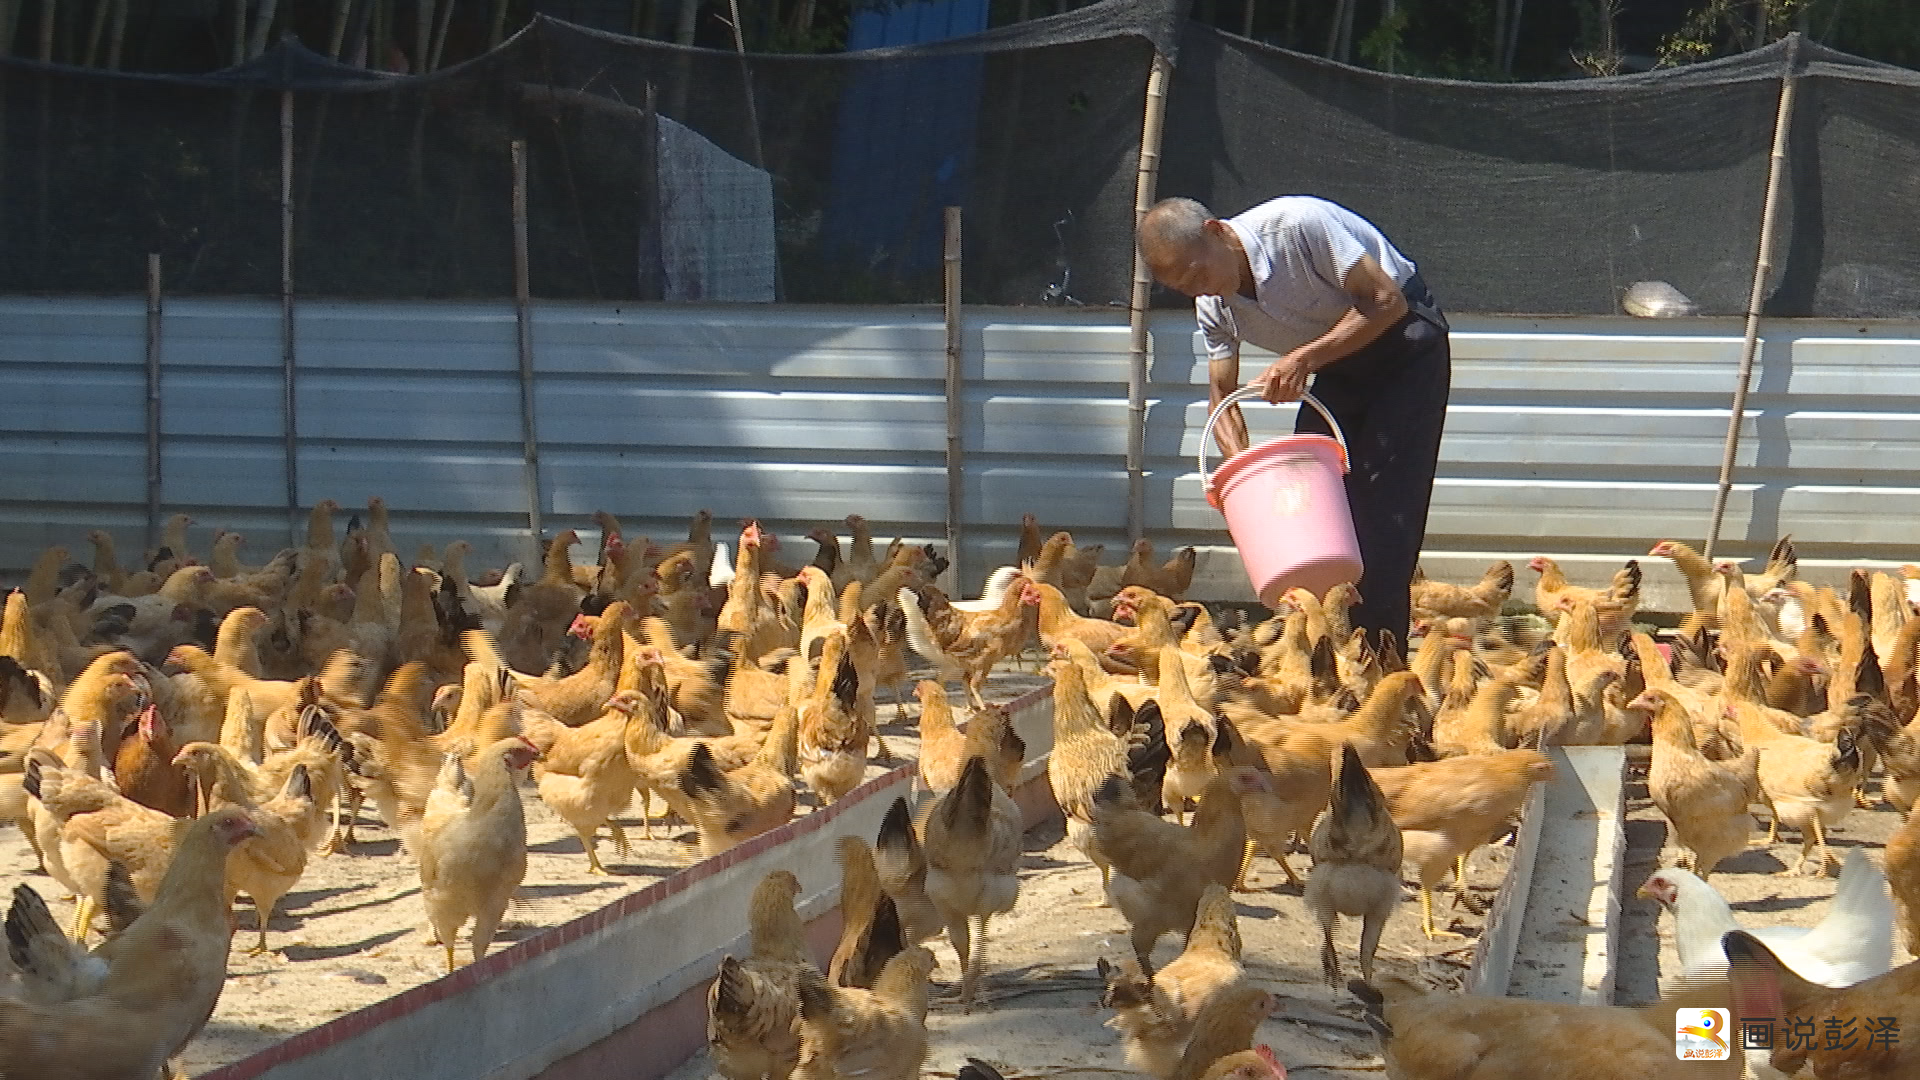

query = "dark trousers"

[{"left": 1293, "top": 276, "right": 1451, "bottom": 660}]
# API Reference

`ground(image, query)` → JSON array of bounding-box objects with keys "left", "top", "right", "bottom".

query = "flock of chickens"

[{"left": 0, "top": 499, "right": 1914, "bottom": 1079}]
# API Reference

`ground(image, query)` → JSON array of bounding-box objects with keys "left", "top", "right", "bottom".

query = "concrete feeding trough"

[
  {"left": 1465, "top": 744, "right": 1628, "bottom": 1001},
  {"left": 200, "top": 683, "right": 1057, "bottom": 1080}
]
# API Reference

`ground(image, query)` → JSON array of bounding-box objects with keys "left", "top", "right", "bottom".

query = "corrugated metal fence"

[{"left": 3, "top": 296, "right": 1918, "bottom": 609}]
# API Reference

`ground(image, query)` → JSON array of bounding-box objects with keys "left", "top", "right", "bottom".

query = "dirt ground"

[
  {"left": 0, "top": 666, "right": 1048, "bottom": 1077},
  {"left": 664, "top": 786, "right": 1514, "bottom": 1080}
]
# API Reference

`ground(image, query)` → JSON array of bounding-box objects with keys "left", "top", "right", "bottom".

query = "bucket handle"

[{"left": 1199, "top": 387, "right": 1350, "bottom": 497}]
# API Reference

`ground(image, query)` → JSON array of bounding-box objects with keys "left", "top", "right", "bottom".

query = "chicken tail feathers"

[
  {"left": 679, "top": 742, "right": 727, "bottom": 801},
  {"left": 5, "top": 883, "right": 60, "bottom": 974},
  {"left": 795, "top": 968, "right": 835, "bottom": 1023},
  {"left": 959, "top": 1059, "right": 1008, "bottom": 1080},
  {"left": 101, "top": 861, "right": 144, "bottom": 936},
  {"left": 872, "top": 797, "right": 924, "bottom": 888},
  {"left": 1347, "top": 979, "right": 1394, "bottom": 1040}
]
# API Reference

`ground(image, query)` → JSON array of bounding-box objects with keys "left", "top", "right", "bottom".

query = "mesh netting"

[{"left": 3, "top": 7, "right": 1920, "bottom": 317}]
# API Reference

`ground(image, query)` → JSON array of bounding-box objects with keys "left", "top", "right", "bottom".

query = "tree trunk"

[
  {"left": 1240, "top": 0, "right": 1253, "bottom": 38},
  {"left": 1322, "top": 0, "right": 1343, "bottom": 58},
  {"left": 1015, "top": 0, "right": 1029, "bottom": 21},
  {"left": 673, "top": 0, "right": 699, "bottom": 46},
  {"left": 231, "top": 0, "right": 245, "bottom": 65}
]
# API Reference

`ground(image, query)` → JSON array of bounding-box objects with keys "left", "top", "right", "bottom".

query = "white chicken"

[{"left": 1637, "top": 847, "right": 1894, "bottom": 988}]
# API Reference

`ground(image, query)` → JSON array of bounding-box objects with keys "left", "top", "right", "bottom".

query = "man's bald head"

[{"left": 1138, "top": 197, "right": 1216, "bottom": 268}]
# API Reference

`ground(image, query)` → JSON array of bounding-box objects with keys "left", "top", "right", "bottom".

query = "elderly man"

[{"left": 1138, "top": 195, "right": 1451, "bottom": 651}]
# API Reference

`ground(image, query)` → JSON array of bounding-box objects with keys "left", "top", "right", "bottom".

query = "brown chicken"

[
  {"left": 27, "top": 738, "right": 188, "bottom": 944},
  {"left": 0, "top": 807, "right": 259, "bottom": 1080},
  {"left": 708, "top": 869, "right": 818, "bottom": 1080},
  {"left": 1720, "top": 644, "right": 1865, "bottom": 875},
  {"left": 499, "top": 601, "right": 631, "bottom": 727},
  {"left": 108, "top": 696, "right": 195, "bottom": 820},
  {"left": 217, "top": 763, "right": 323, "bottom": 956},
  {"left": 1028, "top": 582, "right": 1130, "bottom": 658},
  {"left": 679, "top": 696, "right": 799, "bottom": 858},
  {"left": 1528, "top": 555, "right": 1628, "bottom": 618},
  {"left": 913, "top": 680, "right": 968, "bottom": 794},
  {"left": 1092, "top": 765, "right": 1268, "bottom": 970},
  {"left": 1637, "top": 686, "right": 1755, "bottom": 880},
  {"left": 1351, "top": 969, "right": 1747, "bottom": 1080},
  {"left": 532, "top": 691, "right": 641, "bottom": 874},
  {"left": 922, "top": 754, "right": 1022, "bottom": 1005},
  {"left": 1305, "top": 743, "right": 1403, "bottom": 986},
  {"left": 417, "top": 735, "right": 540, "bottom": 972},
  {"left": 898, "top": 575, "right": 1032, "bottom": 709},
  {"left": 1725, "top": 931, "right": 1920, "bottom": 1080},
  {"left": 1227, "top": 717, "right": 1336, "bottom": 891},
  {"left": 1119, "top": 540, "right": 1199, "bottom": 601},
  {"left": 1045, "top": 655, "right": 1134, "bottom": 895},
  {"left": 797, "top": 632, "right": 868, "bottom": 806},
  {"left": 829, "top": 837, "right": 905, "bottom": 991},
  {"left": 1409, "top": 560, "right": 1513, "bottom": 626},
  {"left": 1099, "top": 883, "right": 1247, "bottom": 1079},
  {"left": 1168, "top": 982, "right": 1278, "bottom": 1080},
  {"left": 1368, "top": 749, "right": 1555, "bottom": 939},
  {"left": 792, "top": 946, "right": 938, "bottom": 1080}
]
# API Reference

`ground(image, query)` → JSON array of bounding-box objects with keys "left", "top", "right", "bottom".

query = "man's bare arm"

[{"left": 1209, "top": 348, "right": 1249, "bottom": 458}]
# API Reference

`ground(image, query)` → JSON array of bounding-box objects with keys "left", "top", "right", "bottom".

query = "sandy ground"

[
  {"left": 664, "top": 794, "right": 1514, "bottom": 1080},
  {"left": 0, "top": 664, "right": 1049, "bottom": 1077}
]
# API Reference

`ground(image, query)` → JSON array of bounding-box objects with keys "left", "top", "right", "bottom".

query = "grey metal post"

[
  {"left": 144, "top": 253, "right": 162, "bottom": 555},
  {"left": 943, "top": 207, "right": 964, "bottom": 593},
  {"left": 512, "top": 140, "right": 544, "bottom": 545},
  {"left": 280, "top": 90, "right": 300, "bottom": 548}
]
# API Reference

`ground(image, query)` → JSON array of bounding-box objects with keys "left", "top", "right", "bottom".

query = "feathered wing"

[{"left": 1768, "top": 846, "right": 1894, "bottom": 986}]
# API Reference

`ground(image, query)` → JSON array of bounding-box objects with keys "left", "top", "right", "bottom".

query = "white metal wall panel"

[{"left": 3, "top": 296, "right": 1919, "bottom": 613}]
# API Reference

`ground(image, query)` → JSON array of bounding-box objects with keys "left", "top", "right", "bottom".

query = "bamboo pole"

[
  {"left": 280, "top": 91, "right": 300, "bottom": 547},
  {"left": 943, "top": 207, "right": 964, "bottom": 593},
  {"left": 1705, "top": 65, "right": 1797, "bottom": 560},
  {"left": 511, "top": 140, "right": 544, "bottom": 544},
  {"left": 37, "top": 0, "right": 53, "bottom": 63},
  {"left": 1125, "top": 52, "right": 1172, "bottom": 544},
  {"left": 145, "top": 254, "right": 163, "bottom": 554}
]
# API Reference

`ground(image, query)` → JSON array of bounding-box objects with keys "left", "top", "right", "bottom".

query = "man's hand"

[{"left": 1254, "top": 350, "right": 1312, "bottom": 403}]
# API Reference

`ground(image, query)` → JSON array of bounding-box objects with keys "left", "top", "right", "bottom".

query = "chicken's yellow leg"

[
  {"left": 640, "top": 790, "right": 654, "bottom": 841},
  {"left": 1234, "top": 839, "right": 1259, "bottom": 891},
  {"left": 582, "top": 832, "right": 609, "bottom": 875},
  {"left": 1421, "top": 886, "right": 1466, "bottom": 940},
  {"left": 68, "top": 896, "right": 93, "bottom": 942},
  {"left": 443, "top": 942, "right": 458, "bottom": 974}
]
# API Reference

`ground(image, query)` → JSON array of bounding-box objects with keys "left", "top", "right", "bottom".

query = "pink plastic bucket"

[{"left": 1200, "top": 388, "right": 1363, "bottom": 609}]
